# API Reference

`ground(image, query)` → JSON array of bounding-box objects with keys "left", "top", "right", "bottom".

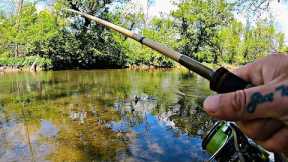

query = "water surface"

[{"left": 0, "top": 69, "right": 213, "bottom": 162}]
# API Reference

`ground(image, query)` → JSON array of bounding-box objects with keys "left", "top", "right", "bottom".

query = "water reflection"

[
  {"left": 0, "top": 118, "right": 54, "bottom": 162},
  {"left": 69, "top": 111, "right": 88, "bottom": 124},
  {"left": 0, "top": 70, "right": 212, "bottom": 161}
]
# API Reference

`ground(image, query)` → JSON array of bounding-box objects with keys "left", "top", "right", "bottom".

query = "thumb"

[{"left": 203, "top": 81, "right": 288, "bottom": 121}]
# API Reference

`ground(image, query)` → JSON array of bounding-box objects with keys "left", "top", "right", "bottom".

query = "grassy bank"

[
  {"left": 0, "top": 55, "right": 241, "bottom": 73},
  {"left": 0, "top": 56, "right": 52, "bottom": 72}
]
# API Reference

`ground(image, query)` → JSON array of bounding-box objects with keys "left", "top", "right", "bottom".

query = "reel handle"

[{"left": 210, "top": 67, "right": 252, "bottom": 93}]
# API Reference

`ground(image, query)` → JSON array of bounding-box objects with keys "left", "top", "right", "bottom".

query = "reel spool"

[{"left": 202, "top": 121, "right": 270, "bottom": 162}]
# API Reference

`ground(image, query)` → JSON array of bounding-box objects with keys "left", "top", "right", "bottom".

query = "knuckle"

[
  {"left": 240, "top": 62, "right": 255, "bottom": 74},
  {"left": 267, "top": 54, "right": 288, "bottom": 66},
  {"left": 244, "top": 62, "right": 255, "bottom": 69},
  {"left": 231, "top": 90, "right": 247, "bottom": 114}
]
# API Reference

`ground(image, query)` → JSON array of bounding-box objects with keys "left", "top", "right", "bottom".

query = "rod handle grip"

[{"left": 210, "top": 67, "right": 252, "bottom": 93}]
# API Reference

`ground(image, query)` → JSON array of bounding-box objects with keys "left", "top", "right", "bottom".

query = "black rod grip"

[{"left": 210, "top": 67, "right": 252, "bottom": 93}]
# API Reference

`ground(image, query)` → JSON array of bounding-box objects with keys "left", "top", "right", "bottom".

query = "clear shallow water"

[{"left": 0, "top": 69, "right": 213, "bottom": 162}]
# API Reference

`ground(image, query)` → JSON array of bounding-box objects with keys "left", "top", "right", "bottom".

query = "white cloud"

[
  {"left": 270, "top": 1, "right": 288, "bottom": 43},
  {"left": 149, "top": 0, "right": 176, "bottom": 17},
  {"left": 124, "top": 0, "right": 175, "bottom": 19}
]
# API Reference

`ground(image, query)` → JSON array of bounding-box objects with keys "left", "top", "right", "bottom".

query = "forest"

[{"left": 0, "top": 0, "right": 287, "bottom": 70}]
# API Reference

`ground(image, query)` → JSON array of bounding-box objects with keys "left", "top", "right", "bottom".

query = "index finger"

[{"left": 203, "top": 81, "right": 288, "bottom": 121}]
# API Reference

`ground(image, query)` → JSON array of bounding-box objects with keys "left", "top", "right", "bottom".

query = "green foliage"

[
  {"left": 0, "top": 56, "right": 52, "bottom": 68},
  {"left": 238, "top": 22, "right": 281, "bottom": 63},
  {"left": 171, "top": 0, "right": 286, "bottom": 65},
  {"left": 220, "top": 21, "right": 284, "bottom": 64},
  {"left": 0, "top": 4, "right": 59, "bottom": 57},
  {"left": 214, "top": 20, "right": 243, "bottom": 63},
  {"left": 116, "top": 17, "right": 179, "bottom": 67},
  {"left": 0, "top": 0, "right": 287, "bottom": 70},
  {"left": 280, "top": 46, "right": 288, "bottom": 53},
  {"left": 35, "top": 29, "right": 127, "bottom": 69},
  {"left": 172, "top": 0, "right": 234, "bottom": 63},
  {"left": 35, "top": 0, "right": 128, "bottom": 69}
]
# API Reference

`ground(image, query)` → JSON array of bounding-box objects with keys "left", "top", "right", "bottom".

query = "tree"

[
  {"left": 214, "top": 19, "right": 285, "bottom": 64},
  {"left": 232, "top": 0, "right": 286, "bottom": 14},
  {"left": 33, "top": 0, "right": 130, "bottom": 69},
  {"left": 172, "top": 0, "right": 234, "bottom": 63},
  {"left": 239, "top": 21, "right": 284, "bottom": 63},
  {"left": 15, "top": 0, "right": 24, "bottom": 57},
  {"left": 0, "top": 2, "right": 59, "bottom": 56},
  {"left": 116, "top": 17, "right": 179, "bottom": 67},
  {"left": 16, "top": 0, "right": 24, "bottom": 16},
  {"left": 215, "top": 20, "right": 243, "bottom": 63},
  {"left": 111, "top": 0, "right": 179, "bottom": 67},
  {"left": 0, "top": 0, "right": 286, "bottom": 69}
]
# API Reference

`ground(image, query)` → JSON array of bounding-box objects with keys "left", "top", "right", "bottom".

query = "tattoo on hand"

[
  {"left": 246, "top": 84, "right": 288, "bottom": 113},
  {"left": 276, "top": 85, "right": 288, "bottom": 96},
  {"left": 246, "top": 92, "right": 274, "bottom": 113}
]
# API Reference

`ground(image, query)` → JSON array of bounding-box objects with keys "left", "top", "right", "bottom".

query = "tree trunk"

[
  {"left": 16, "top": 0, "right": 24, "bottom": 14},
  {"left": 213, "top": 53, "right": 218, "bottom": 64},
  {"left": 30, "top": 60, "right": 37, "bottom": 72},
  {"left": 15, "top": 0, "right": 24, "bottom": 57}
]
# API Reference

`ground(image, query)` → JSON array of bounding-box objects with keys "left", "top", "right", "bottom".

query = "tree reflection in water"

[{"left": 0, "top": 70, "right": 212, "bottom": 162}]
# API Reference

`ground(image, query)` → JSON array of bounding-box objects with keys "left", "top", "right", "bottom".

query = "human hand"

[{"left": 203, "top": 54, "right": 288, "bottom": 155}]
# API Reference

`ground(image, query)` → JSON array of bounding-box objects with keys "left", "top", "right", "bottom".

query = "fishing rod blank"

[
  {"left": 65, "top": 8, "right": 251, "bottom": 93},
  {"left": 65, "top": 9, "right": 213, "bottom": 79}
]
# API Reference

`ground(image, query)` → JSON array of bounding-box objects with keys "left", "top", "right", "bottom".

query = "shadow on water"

[{"left": 0, "top": 69, "right": 212, "bottom": 162}]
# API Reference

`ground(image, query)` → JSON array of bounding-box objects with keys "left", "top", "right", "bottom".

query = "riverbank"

[
  {"left": 0, "top": 62, "right": 239, "bottom": 74},
  {"left": 0, "top": 56, "right": 51, "bottom": 73},
  {"left": 0, "top": 65, "right": 43, "bottom": 73}
]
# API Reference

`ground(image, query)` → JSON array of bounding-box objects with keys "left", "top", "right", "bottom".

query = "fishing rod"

[
  {"left": 65, "top": 8, "right": 250, "bottom": 94},
  {"left": 65, "top": 9, "right": 283, "bottom": 162}
]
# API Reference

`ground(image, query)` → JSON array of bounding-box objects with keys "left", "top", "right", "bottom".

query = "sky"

[
  {"left": 126, "top": 0, "right": 175, "bottom": 17},
  {"left": 270, "top": 0, "right": 288, "bottom": 43}
]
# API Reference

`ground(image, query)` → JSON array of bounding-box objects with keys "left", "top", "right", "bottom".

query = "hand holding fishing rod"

[
  {"left": 65, "top": 8, "right": 287, "bottom": 161},
  {"left": 204, "top": 54, "right": 288, "bottom": 157}
]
